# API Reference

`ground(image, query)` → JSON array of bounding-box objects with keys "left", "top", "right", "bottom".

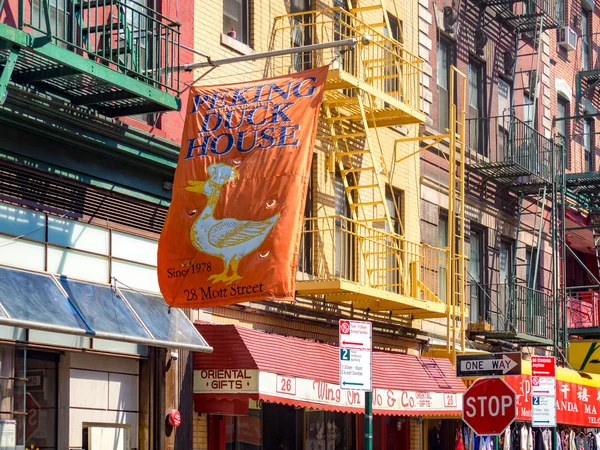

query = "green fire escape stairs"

[{"left": 0, "top": 0, "right": 180, "bottom": 116}]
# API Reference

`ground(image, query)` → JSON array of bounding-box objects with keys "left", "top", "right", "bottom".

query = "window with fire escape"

[
  {"left": 334, "top": 171, "right": 356, "bottom": 281},
  {"left": 584, "top": 118, "right": 594, "bottom": 172},
  {"left": 436, "top": 37, "right": 453, "bottom": 132},
  {"left": 469, "top": 228, "right": 485, "bottom": 324},
  {"left": 291, "top": 0, "right": 312, "bottom": 72},
  {"left": 557, "top": 96, "right": 570, "bottom": 169},
  {"left": 497, "top": 77, "right": 513, "bottom": 161},
  {"left": 582, "top": 5, "right": 591, "bottom": 71},
  {"left": 468, "top": 60, "right": 486, "bottom": 156}
]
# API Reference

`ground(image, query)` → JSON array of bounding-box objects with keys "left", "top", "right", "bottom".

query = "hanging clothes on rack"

[
  {"left": 527, "top": 425, "right": 533, "bottom": 450},
  {"left": 542, "top": 428, "right": 551, "bottom": 450},
  {"left": 455, "top": 424, "right": 465, "bottom": 450},
  {"left": 571, "top": 429, "right": 578, "bottom": 450},
  {"left": 504, "top": 425, "right": 511, "bottom": 450},
  {"left": 557, "top": 430, "right": 563, "bottom": 450},
  {"left": 521, "top": 424, "right": 529, "bottom": 450},
  {"left": 585, "top": 431, "right": 597, "bottom": 450},
  {"left": 512, "top": 425, "right": 521, "bottom": 450},
  {"left": 535, "top": 428, "right": 544, "bottom": 450}
]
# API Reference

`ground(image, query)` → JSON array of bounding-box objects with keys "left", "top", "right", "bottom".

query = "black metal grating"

[
  {"left": 0, "top": 46, "right": 173, "bottom": 116},
  {"left": 0, "top": 160, "right": 167, "bottom": 235}
]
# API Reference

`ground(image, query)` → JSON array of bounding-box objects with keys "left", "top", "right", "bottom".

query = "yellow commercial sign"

[{"left": 569, "top": 341, "right": 600, "bottom": 373}]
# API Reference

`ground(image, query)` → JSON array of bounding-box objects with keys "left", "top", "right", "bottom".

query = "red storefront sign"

[{"left": 505, "top": 374, "right": 600, "bottom": 426}]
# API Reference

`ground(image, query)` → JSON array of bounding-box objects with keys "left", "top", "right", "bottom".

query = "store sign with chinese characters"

[{"left": 506, "top": 375, "right": 600, "bottom": 426}]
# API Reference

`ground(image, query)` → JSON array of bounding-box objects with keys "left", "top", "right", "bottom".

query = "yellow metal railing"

[
  {"left": 269, "top": 8, "right": 423, "bottom": 114},
  {"left": 297, "top": 216, "right": 448, "bottom": 304}
]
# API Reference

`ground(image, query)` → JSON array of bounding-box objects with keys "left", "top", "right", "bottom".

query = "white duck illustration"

[{"left": 185, "top": 163, "right": 279, "bottom": 285}]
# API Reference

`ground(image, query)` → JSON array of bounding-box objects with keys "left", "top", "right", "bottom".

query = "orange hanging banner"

[{"left": 158, "top": 67, "right": 328, "bottom": 308}]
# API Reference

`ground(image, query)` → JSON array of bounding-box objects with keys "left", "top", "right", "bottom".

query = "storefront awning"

[
  {"left": 0, "top": 265, "right": 213, "bottom": 352},
  {"left": 193, "top": 324, "right": 465, "bottom": 417},
  {"left": 505, "top": 360, "right": 600, "bottom": 426}
]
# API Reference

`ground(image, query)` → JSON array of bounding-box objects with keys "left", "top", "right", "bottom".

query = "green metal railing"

[
  {"left": 16, "top": 0, "right": 180, "bottom": 92},
  {"left": 466, "top": 114, "right": 555, "bottom": 184},
  {"left": 478, "top": 282, "right": 554, "bottom": 340}
]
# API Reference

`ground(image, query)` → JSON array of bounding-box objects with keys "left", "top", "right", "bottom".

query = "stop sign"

[
  {"left": 25, "top": 392, "right": 40, "bottom": 442},
  {"left": 463, "top": 378, "right": 516, "bottom": 436}
]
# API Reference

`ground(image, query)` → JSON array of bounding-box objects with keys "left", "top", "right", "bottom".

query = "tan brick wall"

[
  {"left": 410, "top": 418, "right": 424, "bottom": 450},
  {"left": 193, "top": 413, "right": 209, "bottom": 450}
]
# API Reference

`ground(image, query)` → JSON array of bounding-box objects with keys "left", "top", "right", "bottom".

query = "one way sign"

[{"left": 456, "top": 353, "right": 522, "bottom": 377}]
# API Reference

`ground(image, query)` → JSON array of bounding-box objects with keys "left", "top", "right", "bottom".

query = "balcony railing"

[
  {"left": 269, "top": 8, "right": 423, "bottom": 119},
  {"left": 466, "top": 115, "right": 555, "bottom": 186},
  {"left": 475, "top": 282, "right": 554, "bottom": 341},
  {"left": 297, "top": 216, "right": 449, "bottom": 306},
  {"left": 479, "top": 0, "right": 562, "bottom": 30},
  {"left": 21, "top": 0, "right": 180, "bottom": 91},
  {"left": 567, "top": 286, "right": 600, "bottom": 330}
]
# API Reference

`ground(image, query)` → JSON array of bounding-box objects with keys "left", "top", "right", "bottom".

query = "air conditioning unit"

[{"left": 557, "top": 27, "right": 577, "bottom": 51}]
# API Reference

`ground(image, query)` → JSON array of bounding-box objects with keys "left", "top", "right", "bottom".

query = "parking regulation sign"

[
  {"left": 339, "top": 320, "right": 372, "bottom": 391},
  {"left": 339, "top": 320, "right": 372, "bottom": 351},
  {"left": 339, "top": 348, "right": 372, "bottom": 391}
]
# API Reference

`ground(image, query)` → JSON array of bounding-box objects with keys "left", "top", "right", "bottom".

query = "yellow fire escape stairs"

[{"left": 270, "top": 6, "right": 466, "bottom": 338}]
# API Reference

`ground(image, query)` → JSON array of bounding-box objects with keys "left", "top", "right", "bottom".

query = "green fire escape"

[{"left": 0, "top": 0, "right": 181, "bottom": 116}]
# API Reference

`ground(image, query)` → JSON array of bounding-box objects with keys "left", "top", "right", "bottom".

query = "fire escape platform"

[
  {"left": 324, "top": 69, "right": 426, "bottom": 126},
  {"left": 0, "top": 8, "right": 180, "bottom": 117},
  {"left": 296, "top": 279, "right": 447, "bottom": 319},
  {"left": 468, "top": 329, "right": 554, "bottom": 346},
  {"left": 475, "top": 0, "right": 560, "bottom": 31},
  {"left": 566, "top": 171, "right": 600, "bottom": 207}
]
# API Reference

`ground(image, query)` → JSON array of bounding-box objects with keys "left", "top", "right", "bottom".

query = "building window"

[
  {"left": 223, "top": 0, "right": 250, "bottom": 45},
  {"left": 469, "top": 228, "right": 485, "bottom": 324},
  {"left": 0, "top": 201, "right": 160, "bottom": 291},
  {"left": 383, "top": 14, "right": 403, "bottom": 96},
  {"left": 298, "top": 159, "right": 314, "bottom": 275},
  {"left": 437, "top": 37, "right": 452, "bottom": 132},
  {"left": 497, "top": 78, "right": 512, "bottom": 161},
  {"left": 523, "top": 93, "right": 535, "bottom": 127},
  {"left": 557, "top": 96, "right": 570, "bottom": 169},
  {"left": 334, "top": 172, "right": 356, "bottom": 281},
  {"left": 468, "top": 60, "right": 486, "bottom": 155},
  {"left": 584, "top": 118, "right": 594, "bottom": 172},
  {"left": 438, "top": 215, "right": 448, "bottom": 303},
  {"left": 385, "top": 187, "right": 403, "bottom": 293},
  {"left": 582, "top": 5, "right": 591, "bottom": 70}
]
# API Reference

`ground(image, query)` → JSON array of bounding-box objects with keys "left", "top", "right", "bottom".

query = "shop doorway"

[{"left": 14, "top": 349, "right": 59, "bottom": 450}]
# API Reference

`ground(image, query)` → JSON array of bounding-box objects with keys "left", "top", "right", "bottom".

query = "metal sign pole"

[{"left": 365, "top": 391, "right": 373, "bottom": 450}]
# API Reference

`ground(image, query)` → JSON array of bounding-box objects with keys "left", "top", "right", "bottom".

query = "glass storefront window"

[
  {"left": 225, "top": 409, "right": 262, "bottom": 450},
  {"left": 305, "top": 410, "right": 354, "bottom": 450},
  {"left": 14, "top": 350, "right": 59, "bottom": 450}
]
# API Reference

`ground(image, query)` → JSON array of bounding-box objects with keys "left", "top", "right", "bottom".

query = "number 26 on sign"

[{"left": 276, "top": 375, "right": 296, "bottom": 395}]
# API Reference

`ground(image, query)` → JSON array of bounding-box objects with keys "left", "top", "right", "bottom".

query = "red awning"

[{"left": 193, "top": 323, "right": 465, "bottom": 417}]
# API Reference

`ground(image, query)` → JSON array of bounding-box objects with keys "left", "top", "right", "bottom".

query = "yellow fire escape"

[{"left": 269, "top": 1, "right": 467, "bottom": 357}]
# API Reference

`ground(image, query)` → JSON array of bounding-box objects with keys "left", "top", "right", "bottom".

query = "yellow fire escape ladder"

[
  {"left": 349, "top": 0, "right": 403, "bottom": 42},
  {"left": 322, "top": 91, "right": 407, "bottom": 293}
]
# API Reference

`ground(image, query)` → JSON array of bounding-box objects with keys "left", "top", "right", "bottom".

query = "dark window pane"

[
  {"left": 120, "top": 289, "right": 208, "bottom": 346},
  {"left": 0, "top": 267, "right": 85, "bottom": 329},
  {"left": 59, "top": 279, "right": 149, "bottom": 338}
]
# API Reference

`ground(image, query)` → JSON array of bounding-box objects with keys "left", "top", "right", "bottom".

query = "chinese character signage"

[{"left": 158, "top": 67, "right": 328, "bottom": 308}]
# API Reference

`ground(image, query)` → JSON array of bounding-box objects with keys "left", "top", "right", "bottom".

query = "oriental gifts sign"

[
  {"left": 506, "top": 374, "right": 600, "bottom": 426},
  {"left": 158, "top": 67, "right": 328, "bottom": 308}
]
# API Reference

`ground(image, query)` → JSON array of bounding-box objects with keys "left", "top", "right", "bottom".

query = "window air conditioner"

[{"left": 557, "top": 27, "right": 577, "bottom": 51}]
